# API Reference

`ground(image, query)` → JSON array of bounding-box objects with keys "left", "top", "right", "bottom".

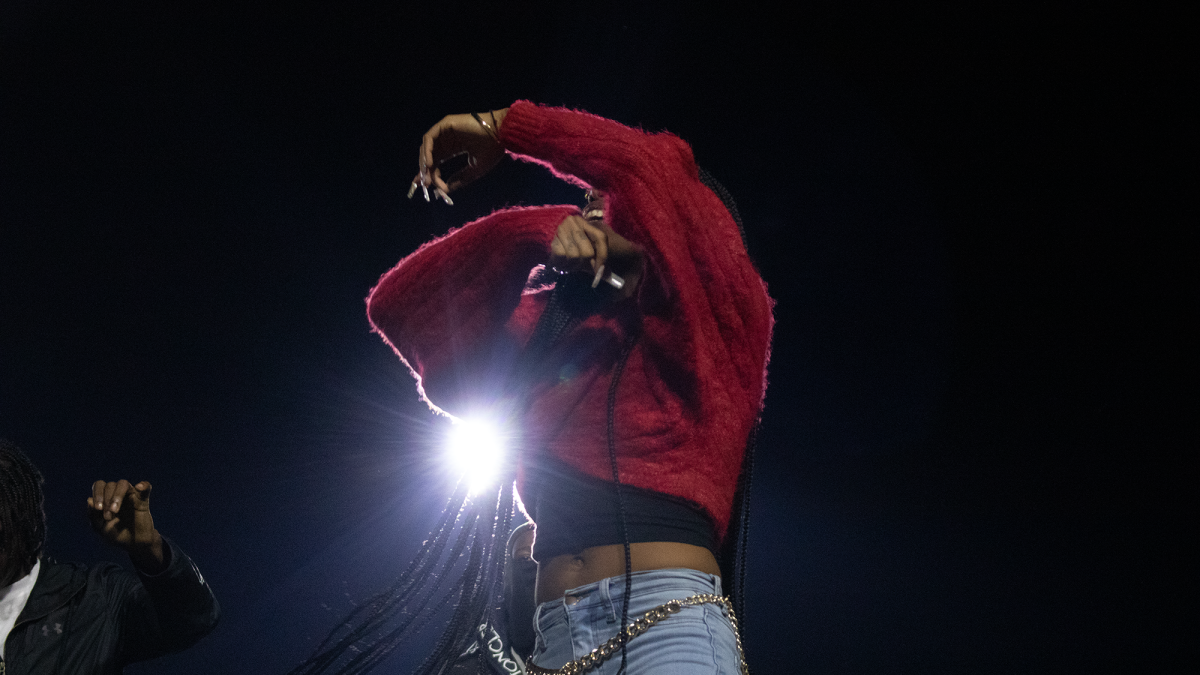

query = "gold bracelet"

[{"left": 471, "top": 111, "right": 499, "bottom": 142}]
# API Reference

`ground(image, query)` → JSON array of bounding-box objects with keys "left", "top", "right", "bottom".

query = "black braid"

[
  {"left": 697, "top": 167, "right": 749, "bottom": 251},
  {"left": 604, "top": 326, "right": 641, "bottom": 675},
  {"left": 519, "top": 272, "right": 605, "bottom": 380},
  {"left": 718, "top": 422, "right": 758, "bottom": 637},
  {"left": 288, "top": 477, "right": 517, "bottom": 675},
  {"left": 0, "top": 439, "right": 47, "bottom": 584},
  {"left": 698, "top": 167, "right": 759, "bottom": 647}
]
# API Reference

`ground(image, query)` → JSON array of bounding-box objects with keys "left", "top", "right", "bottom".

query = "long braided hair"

[
  {"left": 698, "top": 167, "right": 759, "bottom": 635},
  {"left": 0, "top": 439, "right": 48, "bottom": 585},
  {"left": 288, "top": 478, "right": 518, "bottom": 675}
]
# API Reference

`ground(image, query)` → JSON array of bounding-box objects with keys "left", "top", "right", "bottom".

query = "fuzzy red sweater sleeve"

[{"left": 366, "top": 205, "right": 576, "bottom": 416}]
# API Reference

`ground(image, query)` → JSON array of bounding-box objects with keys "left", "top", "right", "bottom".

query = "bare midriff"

[{"left": 534, "top": 541, "right": 721, "bottom": 605}]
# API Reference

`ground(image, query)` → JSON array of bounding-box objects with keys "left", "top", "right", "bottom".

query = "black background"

[{"left": 1, "top": 2, "right": 1186, "bottom": 673}]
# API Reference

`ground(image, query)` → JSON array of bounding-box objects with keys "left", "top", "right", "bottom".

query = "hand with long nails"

[
  {"left": 407, "top": 109, "right": 509, "bottom": 204},
  {"left": 549, "top": 214, "right": 643, "bottom": 298},
  {"left": 407, "top": 180, "right": 452, "bottom": 205}
]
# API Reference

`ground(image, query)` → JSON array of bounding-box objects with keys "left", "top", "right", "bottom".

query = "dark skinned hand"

[
  {"left": 549, "top": 215, "right": 644, "bottom": 298},
  {"left": 410, "top": 108, "right": 510, "bottom": 200},
  {"left": 88, "top": 479, "right": 166, "bottom": 574}
]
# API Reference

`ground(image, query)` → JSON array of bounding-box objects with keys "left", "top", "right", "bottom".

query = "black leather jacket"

[{"left": 3, "top": 538, "right": 219, "bottom": 674}]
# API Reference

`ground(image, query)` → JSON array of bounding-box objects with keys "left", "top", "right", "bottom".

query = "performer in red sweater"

[{"left": 368, "top": 101, "right": 772, "bottom": 674}]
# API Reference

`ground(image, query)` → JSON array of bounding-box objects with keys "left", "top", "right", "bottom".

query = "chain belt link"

[{"left": 525, "top": 593, "right": 748, "bottom": 675}]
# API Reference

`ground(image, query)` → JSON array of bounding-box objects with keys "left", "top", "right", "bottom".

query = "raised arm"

[
  {"left": 366, "top": 205, "right": 575, "bottom": 416},
  {"left": 86, "top": 480, "right": 220, "bottom": 660}
]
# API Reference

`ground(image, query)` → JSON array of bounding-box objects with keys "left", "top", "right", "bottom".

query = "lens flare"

[{"left": 445, "top": 417, "right": 505, "bottom": 493}]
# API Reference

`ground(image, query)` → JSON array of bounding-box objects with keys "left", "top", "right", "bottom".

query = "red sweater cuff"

[{"left": 497, "top": 100, "right": 546, "bottom": 158}]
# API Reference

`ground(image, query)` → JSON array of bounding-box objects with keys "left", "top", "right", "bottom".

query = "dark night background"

[{"left": 1, "top": 2, "right": 1186, "bottom": 673}]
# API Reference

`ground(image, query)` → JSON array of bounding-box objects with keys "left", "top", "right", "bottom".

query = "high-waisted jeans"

[{"left": 528, "top": 569, "right": 741, "bottom": 675}]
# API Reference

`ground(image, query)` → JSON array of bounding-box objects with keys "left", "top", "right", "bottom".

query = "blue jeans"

[{"left": 529, "top": 569, "right": 741, "bottom": 675}]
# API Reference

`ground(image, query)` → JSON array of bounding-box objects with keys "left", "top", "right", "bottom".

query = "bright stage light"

[{"left": 444, "top": 417, "right": 506, "bottom": 493}]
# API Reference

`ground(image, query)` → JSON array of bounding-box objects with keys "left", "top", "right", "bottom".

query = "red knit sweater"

[{"left": 367, "top": 101, "right": 773, "bottom": 540}]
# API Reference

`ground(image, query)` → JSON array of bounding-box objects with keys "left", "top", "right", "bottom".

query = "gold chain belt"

[{"left": 525, "top": 593, "right": 748, "bottom": 675}]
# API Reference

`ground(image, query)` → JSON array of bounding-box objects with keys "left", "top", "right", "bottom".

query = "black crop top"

[{"left": 522, "top": 453, "right": 718, "bottom": 562}]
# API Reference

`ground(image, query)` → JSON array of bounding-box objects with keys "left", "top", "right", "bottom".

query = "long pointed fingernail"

[
  {"left": 407, "top": 181, "right": 418, "bottom": 199},
  {"left": 435, "top": 188, "right": 454, "bottom": 206},
  {"left": 422, "top": 183, "right": 430, "bottom": 202},
  {"left": 605, "top": 272, "right": 625, "bottom": 290},
  {"left": 592, "top": 264, "right": 605, "bottom": 288}
]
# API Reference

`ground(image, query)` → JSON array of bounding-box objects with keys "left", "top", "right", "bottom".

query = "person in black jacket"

[{"left": 0, "top": 440, "right": 219, "bottom": 674}]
